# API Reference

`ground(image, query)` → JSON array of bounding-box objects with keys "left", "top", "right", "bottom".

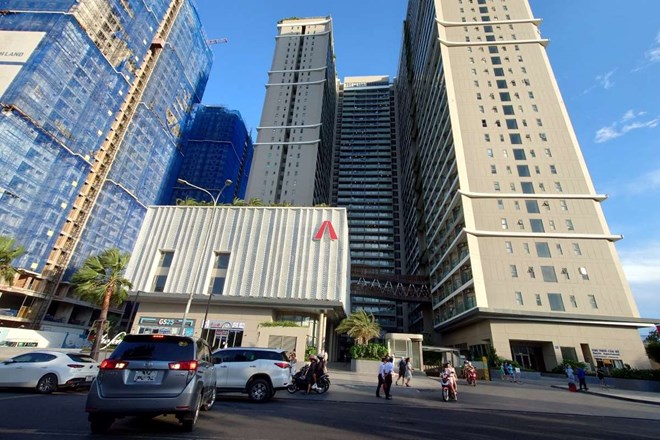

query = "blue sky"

[{"left": 193, "top": 1, "right": 660, "bottom": 327}]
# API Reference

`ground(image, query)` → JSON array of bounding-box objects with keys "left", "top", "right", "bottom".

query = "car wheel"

[
  {"left": 201, "top": 387, "right": 216, "bottom": 411},
  {"left": 89, "top": 414, "right": 114, "bottom": 434},
  {"left": 247, "top": 378, "right": 271, "bottom": 403},
  {"left": 181, "top": 392, "right": 201, "bottom": 432},
  {"left": 36, "top": 374, "right": 58, "bottom": 394}
]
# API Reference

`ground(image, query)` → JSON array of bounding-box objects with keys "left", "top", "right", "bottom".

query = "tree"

[
  {"left": 0, "top": 236, "right": 25, "bottom": 285},
  {"left": 645, "top": 331, "right": 660, "bottom": 363},
  {"left": 71, "top": 248, "right": 132, "bottom": 360},
  {"left": 335, "top": 310, "right": 381, "bottom": 345}
]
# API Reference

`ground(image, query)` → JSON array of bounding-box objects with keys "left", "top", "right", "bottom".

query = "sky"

[{"left": 192, "top": 0, "right": 660, "bottom": 329}]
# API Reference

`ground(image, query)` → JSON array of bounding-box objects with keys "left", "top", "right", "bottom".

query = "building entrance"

[{"left": 510, "top": 341, "right": 547, "bottom": 371}]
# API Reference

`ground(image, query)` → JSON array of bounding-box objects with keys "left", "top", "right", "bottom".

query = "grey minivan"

[{"left": 85, "top": 334, "right": 216, "bottom": 433}]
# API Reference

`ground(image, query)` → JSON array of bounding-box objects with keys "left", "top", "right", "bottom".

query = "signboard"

[
  {"left": 139, "top": 316, "right": 194, "bottom": 328},
  {"left": 591, "top": 348, "right": 621, "bottom": 360},
  {"left": 0, "top": 31, "right": 46, "bottom": 96},
  {"left": 313, "top": 220, "right": 338, "bottom": 241},
  {"left": 205, "top": 320, "right": 245, "bottom": 330}
]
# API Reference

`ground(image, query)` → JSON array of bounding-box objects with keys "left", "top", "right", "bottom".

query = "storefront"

[{"left": 124, "top": 206, "right": 351, "bottom": 360}]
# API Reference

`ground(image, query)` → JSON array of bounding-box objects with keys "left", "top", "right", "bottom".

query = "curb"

[{"left": 549, "top": 385, "right": 660, "bottom": 406}]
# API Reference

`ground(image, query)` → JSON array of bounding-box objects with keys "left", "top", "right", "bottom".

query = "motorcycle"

[
  {"left": 465, "top": 369, "right": 477, "bottom": 386},
  {"left": 287, "top": 366, "right": 331, "bottom": 394},
  {"left": 441, "top": 373, "right": 457, "bottom": 402}
]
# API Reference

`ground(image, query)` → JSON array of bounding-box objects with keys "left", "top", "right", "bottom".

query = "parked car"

[
  {"left": 85, "top": 334, "right": 216, "bottom": 433},
  {"left": 0, "top": 350, "right": 98, "bottom": 393},
  {"left": 212, "top": 347, "right": 290, "bottom": 402}
]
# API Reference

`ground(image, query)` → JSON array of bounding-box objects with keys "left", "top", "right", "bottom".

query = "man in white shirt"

[
  {"left": 376, "top": 356, "right": 386, "bottom": 398},
  {"left": 382, "top": 356, "right": 394, "bottom": 400}
]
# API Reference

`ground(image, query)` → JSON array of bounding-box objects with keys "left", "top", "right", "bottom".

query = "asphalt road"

[{"left": 0, "top": 379, "right": 658, "bottom": 440}]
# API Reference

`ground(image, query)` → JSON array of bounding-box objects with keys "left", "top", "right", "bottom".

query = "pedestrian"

[
  {"left": 576, "top": 366, "right": 588, "bottom": 391},
  {"left": 305, "top": 355, "right": 318, "bottom": 394},
  {"left": 506, "top": 363, "right": 515, "bottom": 382},
  {"left": 499, "top": 362, "right": 505, "bottom": 380},
  {"left": 288, "top": 350, "right": 297, "bottom": 376},
  {"left": 376, "top": 356, "right": 386, "bottom": 398},
  {"left": 404, "top": 357, "right": 414, "bottom": 387},
  {"left": 383, "top": 356, "right": 394, "bottom": 399},
  {"left": 566, "top": 365, "right": 577, "bottom": 392},
  {"left": 396, "top": 356, "right": 406, "bottom": 385},
  {"left": 596, "top": 367, "right": 607, "bottom": 387}
]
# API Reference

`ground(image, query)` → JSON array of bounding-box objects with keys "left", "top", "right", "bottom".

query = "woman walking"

[{"left": 404, "top": 357, "right": 414, "bottom": 387}]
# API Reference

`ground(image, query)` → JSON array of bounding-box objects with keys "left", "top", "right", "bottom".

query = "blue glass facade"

[
  {"left": 0, "top": 0, "right": 212, "bottom": 329},
  {"left": 172, "top": 106, "right": 253, "bottom": 204}
]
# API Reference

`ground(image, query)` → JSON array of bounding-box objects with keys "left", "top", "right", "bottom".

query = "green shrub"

[
  {"left": 349, "top": 343, "right": 388, "bottom": 360},
  {"left": 259, "top": 320, "right": 300, "bottom": 327},
  {"left": 550, "top": 359, "right": 587, "bottom": 374},
  {"left": 610, "top": 368, "right": 660, "bottom": 381}
]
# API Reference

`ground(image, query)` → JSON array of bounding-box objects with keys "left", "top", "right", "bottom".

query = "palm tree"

[
  {"left": 71, "top": 248, "right": 132, "bottom": 360},
  {"left": 0, "top": 236, "right": 25, "bottom": 285},
  {"left": 335, "top": 310, "right": 381, "bottom": 345}
]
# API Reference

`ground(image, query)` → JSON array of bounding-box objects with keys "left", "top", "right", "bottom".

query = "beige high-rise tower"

[
  {"left": 246, "top": 17, "right": 338, "bottom": 206},
  {"left": 397, "top": 0, "right": 655, "bottom": 369}
]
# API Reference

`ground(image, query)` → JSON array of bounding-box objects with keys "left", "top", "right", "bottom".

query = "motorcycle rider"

[
  {"left": 442, "top": 362, "right": 458, "bottom": 400},
  {"left": 305, "top": 355, "right": 318, "bottom": 394},
  {"left": 463, "top": 361, "right": 477, "bottom": 384}
]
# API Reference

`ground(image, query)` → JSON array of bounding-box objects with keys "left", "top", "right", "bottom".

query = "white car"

[
  {"left": 212, "top": 347, "right": 291, "bottom": 402},
  {"left": 0, "top": 350, "right": 99, "bottom": 394}
]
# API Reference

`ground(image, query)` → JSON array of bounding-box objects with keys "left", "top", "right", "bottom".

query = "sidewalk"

[{"left": 327, "top": 362, "right": 660, "bottom": 406}]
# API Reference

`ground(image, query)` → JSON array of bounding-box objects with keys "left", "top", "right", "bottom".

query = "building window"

[
  {"left": 560, "top": 200, "right": 568, "bottom": 211},
  {"left": 541, "top": 266, "right": 558, "bottom": 282},
  {"left": 501, "top": 218, "right": 508, "bottom": 229},
  {"left": 506, "top": 119, "right": 518, "bottom": 129},
  {"left": 509, "top": 133, "right": 522, "bottom": 144},
  {"left": 208, "top": 252, "right": 230, "bottom": 295},
  {"left": 152, "top": 250, "right": 174, "bottom": 293},
  {"left": 513, "top": 148, "right": 526, "bottom": 160},
  {"left": 510, "top": 265, "right": 519, "bottom": 278},
  {"left": 517, "top": 165, "right": 530, "bottom": 177},
  {"left": 491, "top": 165, "right": 497, "bottom": 174},
  {"left": 588, "top": 294, "right": 598, "bottom": 309},
  {"left": 536, "top": 242, "right": 551, "bottom": 258},
  {"left": 498, "top": 199, "right": 504, "bottom": 210},
  {"left": 579, "top": 267, "right": 589, "bottom": 281},
  {"left": 515, "top": 291, "right": 524, "bottom": 306},
  {"left": 500, "top": 92, "right": 511, "bottom": 101},
  {"left": 565, "top": 219, "right": 575, "bottom": 231},
  {"left": 556, "top": 244, "right": 563, "bottom": 255},
  {"left": 530, "top": 219, "right": 544, "bottom": 232},
  {"left": 503, "top": 105, "right": 515, "bottom": 115},
  {"left": 569, "top": 295, "right": 578, "bottom": 308},
  {"left": 505, "top": 241, "right": 513, "bottom": 253},
  {"left": 521, "top": 182, "right": 534, "bottom": 194},
  {"left": 528, "top": 266, "right": 536, "bottom": 279},
  {"left": 572, "top": 243, "right": 582, "bottom": 256},
  {"left": 535, "top": 294, "right": 542, "bottom": 306},
  {"left": 525, "top": 200, "right": 540, "bottom": 213},
  {"left": 555, "top": 182, "right": 563, "bottom": 192},
  {"left": 494, "top": 182, "right": 501, "bottom": 191},
  {"left": 547, "top": 293, "right": 565, "bottom": 311},
  {"left": 523, "top": 243, "right": 530, "bottom": 254}
]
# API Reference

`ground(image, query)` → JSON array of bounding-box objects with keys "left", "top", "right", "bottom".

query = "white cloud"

[
  {"left": 625, "top": 168, "right": 660, "bottom": 195},
  {"left": 595, "top": 69, "right": 616, "bottom": 89},
  {"left": 620, "top": 242, "right": 660, "bottom": 319},
  {"left": 633, "top": 30, "right": 660, "bottom": 71},
  {"left": 594, "top": 109, "right": 659, "bottom": 143}
]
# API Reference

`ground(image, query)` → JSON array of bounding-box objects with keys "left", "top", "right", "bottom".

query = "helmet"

[
  {"left": 317, "top": 352, "right": 325, "bottom": 359},
  {"left": 309, "top": 355, "right": 317, "bottom": 361}
]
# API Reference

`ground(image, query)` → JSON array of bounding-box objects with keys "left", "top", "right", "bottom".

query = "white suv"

[{"left": 212, "top": 347, "right": 290, "bottom": 402}]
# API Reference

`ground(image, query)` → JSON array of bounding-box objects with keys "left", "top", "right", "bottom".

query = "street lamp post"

[{"left": 177, "top": 178, "right": 232, "bottom": 336}]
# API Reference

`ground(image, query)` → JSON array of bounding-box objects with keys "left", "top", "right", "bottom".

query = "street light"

[{"left": 177, "top": 178, "right": 232, "bottom": 336}]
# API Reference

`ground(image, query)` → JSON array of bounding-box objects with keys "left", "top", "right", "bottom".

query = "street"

[{"left": 0, "top": 376, "right": 658, "bottom": 440}]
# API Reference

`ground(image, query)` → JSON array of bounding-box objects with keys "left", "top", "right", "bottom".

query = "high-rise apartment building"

[
  {"left": 246, "top": 17, "right": 338, "bottom": 206},
  {"left": 397, "top": 0, "right": 653, "bottom": 369},
  {"left": 172, "top": 106, "right": 253, "bottom": 205},
  {"left": 332, "top": 76, "right": 403, "bottom": 331},
  {"left": 0, "top": 0, "right": 212, "bottom": 331}
]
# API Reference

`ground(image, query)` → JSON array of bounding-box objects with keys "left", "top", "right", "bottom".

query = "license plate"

[
  {"left": 134, "top": 370, "right": 157, "bottom": 382},
  {"left": 85, "top": 376, "right": 94, "bottom": 382}
]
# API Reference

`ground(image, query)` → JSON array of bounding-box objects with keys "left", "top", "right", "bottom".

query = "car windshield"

[{"left": 111, "top": 336, "right": 194, "bottom": 361}]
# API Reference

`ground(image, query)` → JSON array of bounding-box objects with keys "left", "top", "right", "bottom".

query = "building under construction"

[{"left": 0, "top": 0, "right": 213, "bottom": 332}]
